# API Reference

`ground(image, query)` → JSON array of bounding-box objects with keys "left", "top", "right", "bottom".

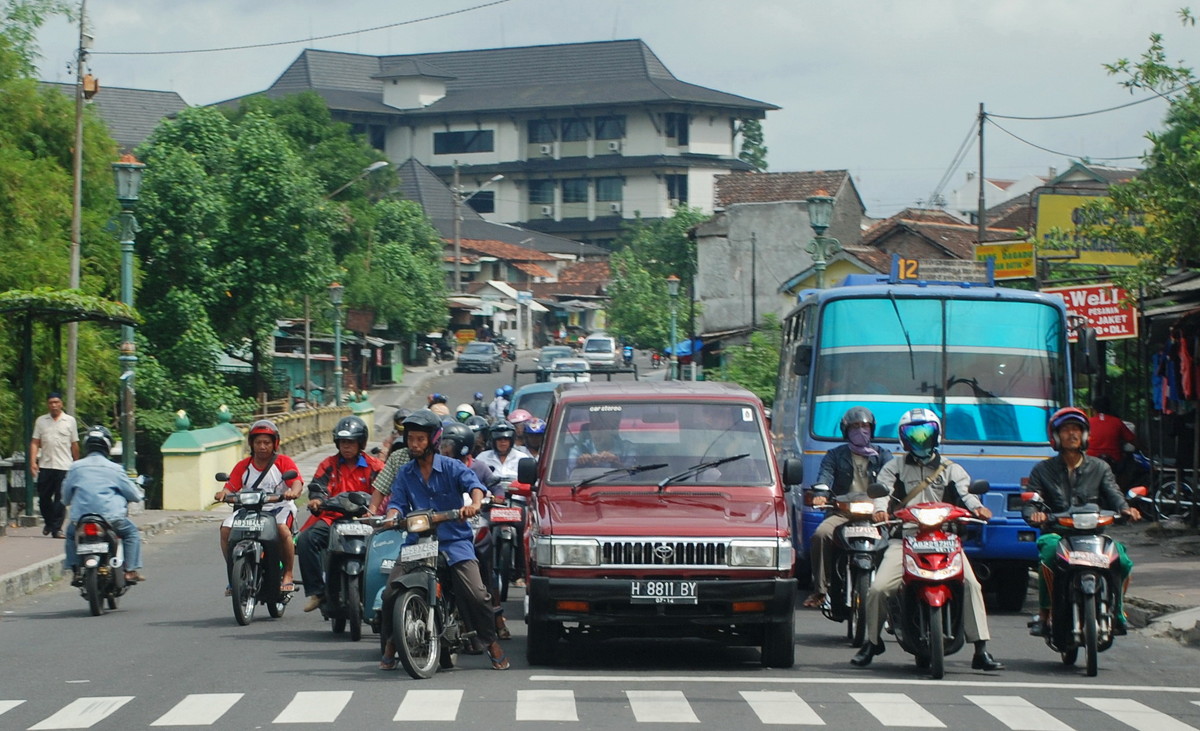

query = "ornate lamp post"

[
  {"left": 666, "top": 274, "right": 680, "bottom": 381},
  {"left": 112, "top": 154, "right": 145, "bottom": 476},
  {"left": 805, "top": 191, "right": 840, "bottom": 289},
  {"left": 329, "top": 282, "right": 344, "bottom": 405}
]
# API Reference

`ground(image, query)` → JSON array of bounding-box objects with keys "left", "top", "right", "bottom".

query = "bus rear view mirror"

[
  {"left": 1072, "top": 327, "right": 1098, "bottom": 376},
  {"left": 792, "top": 344, "right": 812, "bottom": 376}
]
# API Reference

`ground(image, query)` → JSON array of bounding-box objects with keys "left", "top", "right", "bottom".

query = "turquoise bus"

[{"left": 772, "top": 256, "right": 1075, "bottom": 609}]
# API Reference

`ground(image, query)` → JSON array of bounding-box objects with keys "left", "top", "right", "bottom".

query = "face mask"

[{"left": 848, "top": 426, "right": 872, "bottom": 447}]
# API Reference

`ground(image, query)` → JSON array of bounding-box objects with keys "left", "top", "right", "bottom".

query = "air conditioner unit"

[
  {"left": 606, "top": 140, "right": 622, "bottom": 153},
  {"left": 609, "top": 202, "right": 622, "bottom": 213},
  {"left": 539, "top": 144, "right": 553, "bottom": 155},
  {"left": 540, "top": 205, "right": 554, "bottom": 217}
]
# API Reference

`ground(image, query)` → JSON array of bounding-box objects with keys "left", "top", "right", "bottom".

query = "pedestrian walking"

[{"left": 29, "top": 392, "right": 79, "bottom": 538}]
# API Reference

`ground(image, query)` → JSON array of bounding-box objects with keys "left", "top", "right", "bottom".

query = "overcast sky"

[{"left": 32, "top": 0, "right": 1193, "bottom": 218}]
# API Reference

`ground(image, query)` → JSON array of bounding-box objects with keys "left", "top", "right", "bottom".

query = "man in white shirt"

[
  {"left": 474, "top": 421, "right": 532, "bottom": 485},
  {"left": 29, "top": 392, "right": 79, "bottom": 538}
]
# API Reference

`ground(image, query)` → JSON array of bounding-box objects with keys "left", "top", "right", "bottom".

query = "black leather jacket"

[
  {"left": 1025, "top": 453, "right": 1127, "bottom": 519},
  {"left": 814, "top": 443, "right": 893, "bottom": 496}
]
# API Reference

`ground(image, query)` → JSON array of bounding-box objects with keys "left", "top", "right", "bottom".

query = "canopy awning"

[{"left": 665, "top": 338, "right": 704, "bottom": 356}]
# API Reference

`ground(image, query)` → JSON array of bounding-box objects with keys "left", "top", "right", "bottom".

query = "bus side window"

[{"left": 792, "top": 344, "right": 812, "bottom": 376}]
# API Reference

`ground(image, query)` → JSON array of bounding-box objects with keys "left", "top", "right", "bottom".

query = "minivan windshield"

[
  {"left": 584, "top": 338, "right": 614, "bottom": 353},
  {"left": 545, "top": 401, "right": 772, "bottom": 487}
]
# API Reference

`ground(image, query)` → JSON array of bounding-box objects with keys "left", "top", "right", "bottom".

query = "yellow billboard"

[
  {"left": 976, "top": 242, "right": 1035, "bottom": 279},
  {"left": 1035, "top": 193, "right": 1144, "bottom": 267}
]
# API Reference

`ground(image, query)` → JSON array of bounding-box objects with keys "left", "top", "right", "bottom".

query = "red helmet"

[
  {"left": 247, "top": 419, "right": 280, "bottom": 448},
  {"left": 508, "top": 408, "right": 533, "bottom": 425},
  {"left": 1047, "top": 407, "right": 1089, "bottom": 451}
]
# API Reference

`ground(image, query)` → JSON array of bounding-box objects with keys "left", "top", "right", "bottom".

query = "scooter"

[
  {"left": 73, "top": 514, "right": 131, "bottom": 616},
  {"left": 871, "top": 479, "right": 989, "bottom": 679},
  {"left": 651, "top": 352, "right": 662, "bottom": 369},
  {"left": 313, "top": 492, "right": 373, "bottom": 641},
  {"left": 486, "top": 480, "right": 530, "bottom": 602},
  {"left": 622, "top": 347, "right": 634, "bottom": 367},
  {"left": 364, "top": 517, "right": 407, "bottom": 653},
  {"left": 811, "top": 486, "right": 888, "bottom": 647},
  {"left": 217, "top": 470, "right": 298, "bottom": 626},
  {"left": 1021, "top": 487, "right": 1144, "bottom": 676}
]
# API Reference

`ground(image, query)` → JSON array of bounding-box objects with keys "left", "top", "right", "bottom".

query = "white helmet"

[
  {"left": 898, "top": 408, "right": 941, "bottom": 461},
  {"left": 454, "top": 403, "right": 475, "bottom": 423}
]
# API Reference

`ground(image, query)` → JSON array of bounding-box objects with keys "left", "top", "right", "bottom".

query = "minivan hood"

[{"left": 543, "top": 490, "right": 783, "bottom": 537}]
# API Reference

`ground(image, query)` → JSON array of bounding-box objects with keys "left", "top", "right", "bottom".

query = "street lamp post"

[
  {"left": 112, "top": 154, "right": 145, "bottom": 476},
  {"left": 452, "top": 161, "right": 504, "bottom": 292},
  {"left": 329, "top": 282, "right": 344, "bottom": 406},
  {"left": 805, "top": 192, "right": 840, "bottom": 289},
  {"left": 666, "top": 274, "right": 680, "bottom": 380}
]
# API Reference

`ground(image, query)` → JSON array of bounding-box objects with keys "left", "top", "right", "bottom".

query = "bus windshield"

[{"left": 811, "top": 296, "right": 1066, "bottom": 444}]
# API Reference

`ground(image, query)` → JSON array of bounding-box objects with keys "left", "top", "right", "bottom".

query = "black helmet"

[
  {"left": 402, "top": 408, "right": 443, "bottom": 447},
  {"left": 465, "top": 415, "right": 490, "bottom": 433},
  {"left": 840, "top": 406, "right": 876, "bottom": 440},
  {"left": 84, "top": 424, "right": 113, "bottom": 456},
  {"left": 332, "top": 415, "right": 368, "bottom": 449},
  {"left": 489, "top": 420, "right": 516, "bottom": 448},
  {"left": 441, "top": 422, "right": 474, "bottom": 459},
  {"left": 392, "top": 407, "right": 413, "bottom": 428}
]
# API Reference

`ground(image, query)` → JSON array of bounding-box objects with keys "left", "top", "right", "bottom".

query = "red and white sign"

[{"left": 1041, "top": 283, "right": 1138, "bottom": 341}]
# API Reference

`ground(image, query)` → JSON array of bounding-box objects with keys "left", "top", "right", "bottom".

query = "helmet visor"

[{"left": 900, "top": 422, "right": 938, "bottom": 457}]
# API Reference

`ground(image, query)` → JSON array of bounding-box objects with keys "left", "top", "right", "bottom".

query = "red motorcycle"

[{"left": 871, "top": 480, "right": 988, "bottom": 679}]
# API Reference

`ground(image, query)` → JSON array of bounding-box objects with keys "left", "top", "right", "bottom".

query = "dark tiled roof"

[
  {"left": 888, "top": 208, "right": 965, "bottom": 225},
  {"left": 841, "top": 246, "right": 893, "bottom": 272},
  {"left": 511, "top": 261, "right": 554, "bottom": 278},
  {"left": 559, "top": 261, "right": 611, "bottom": 282},
  {"left": 372, "top": 58, "right": 456, "bottom": 80},
  {"left": 861, "top": 211, "right": 1018, "bottom": 259},
  {"left": 42, "top": 82, "right": 188, "bottom": 151},
  {"left": 715, "top": 170, "right": 850, "bottom": 207},
  {"left": 985, "top": 195, "right": 1036, "bottom": 231}
]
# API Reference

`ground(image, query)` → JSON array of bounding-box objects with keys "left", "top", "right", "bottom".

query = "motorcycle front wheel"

[
  {"left": 347, "top": 576, "right": 362, "bottom": 642},
  {"left": 1084, "top": 595, "right": 1099, "bottom": 677},
  {"left": 848, "top": 570, "right": 869, "bottom": 647},
  {"left": 395, "top": 589, "right": 440, "bottom": 679},
  {"left": 928, "top": 604, "right": 945, "bottom": 680},
  {"left": 83, "top": 568, "right": 102, "bottom": 616},
  {"left": 231, "top": 556, "right": 258, "bottom": 626},
  {"left": 496, "top": 539, "right": 513, "bottom": 603}
]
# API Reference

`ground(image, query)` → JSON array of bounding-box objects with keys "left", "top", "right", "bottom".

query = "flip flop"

[
  {"left": 280, "top": 582, "right": 296, "bottom": 592},
  {"left": 379, "top": 654, "right": 399, "bottom": 671},
  {"left": 802, "top": 593, "right": 825, "bottom": 608},
  {"left": 488, "top": 644, "right": 510, "bottom": 671}
]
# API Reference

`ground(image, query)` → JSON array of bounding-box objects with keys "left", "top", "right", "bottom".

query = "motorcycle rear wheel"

[
  {"left": 496, "top": 540, "right": 513, "bottom": 603},
  {"left": 928, "top": 604, "right": 945, "bottom": 680},
  {"left": 1084, "top": 596, "right": 1099, "bottom": 677},
  {"left": 84, "top": 568, "right": 102, "bottom": 616},
  {"left": 848, "top": 571, "right": 869, "bottom": 648},
  {"left": 347, "top": 577, "right": 362, "bottom": 642},
  {"left": 231, "top": 556, "right": 257, "bottom": 626},
  {"left": 1060, "top": 647, "right": 1078, "bottom": 665},
  {"left": 396, "top": 589, "right": 439, "bottom": 679}
]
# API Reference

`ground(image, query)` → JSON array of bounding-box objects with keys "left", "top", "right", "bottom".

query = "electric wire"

[
  {"left": 983, "top": 116, "right": 1145, "bottom": 162},
  {"left": 92, "top": 0, "right": 513, "bottom": 57},
  {"left": 927, "top": 116, "right": 980, "bottom": 207},
  {"left": 987, "top": 84, "right": 1184, "bottom": 120}
]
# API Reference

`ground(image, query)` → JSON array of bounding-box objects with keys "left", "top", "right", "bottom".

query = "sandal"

[
  {"left": 379, "top": 654, "right": 399, "bottom": 671},
  {"left": 487, "top": 641, "right": 510, "bottom": 670},
  {"left": 802, "top": 593, "right": 825, "bottom": 608},
  {"left": 280, "top": 582, "right": 296, "bottom": 592}
]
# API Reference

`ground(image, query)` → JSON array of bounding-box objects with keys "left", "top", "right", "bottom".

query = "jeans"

[
  {"left": 64, "top": 517, "right": 142, "bottom": 570},
  {"left": 297, "top": 522, "right": 331, "bottom": 597}
]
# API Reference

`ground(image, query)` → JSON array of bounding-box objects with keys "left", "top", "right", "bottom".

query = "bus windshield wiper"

[
  {"left": 573, "top": 463, "right": 668, "bottom": 493},
  {"left": 887, "top": 291, "right": 917, "bottom": 380},
  {"left": 657, "top": 454, "right": 748, "bottom": 492}
]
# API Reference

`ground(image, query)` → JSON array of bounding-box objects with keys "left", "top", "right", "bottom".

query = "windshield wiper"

[
  {"left": 573, "top": 463, "right": 668, "bottom": 493},
  {"left": 656, "top": 454, "right": 749, "bottom": 492}
]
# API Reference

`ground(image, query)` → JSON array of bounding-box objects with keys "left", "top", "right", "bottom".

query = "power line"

[
  {"left": 983, "top": 116, "right": 1145, "bottom": 161},
  {"left": 927, "top": 116, "right": 979, "bottom": 206},
  {"left": 92, "top": 0, "right": 513, "bottom": 57},
  {"left": 987, "top": 85, "right": 1183, "bottom": 121}
]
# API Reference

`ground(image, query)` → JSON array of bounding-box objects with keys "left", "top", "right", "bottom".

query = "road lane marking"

[
  {"left": 273, "top": 691, "right": 351, "bottom": 724},
  {"left": 851, "top": 692, "right": 945, "bottom": 728},
  {"left": 1078, "top": 698, "right": 1197, "bottom": 731},
  {"left": 626, "top": 690, "right": 699, "bottom": 723},
  {"left": 966, "top": 695, "right": 1072, "bottom": 731},
  {"left": 394, "top": 690, "right": 463, "bottom": 722},
  {"left": 517, "top": 690, "right": 577, "bottom": 721},
  {"left": 0, "top": 701, "right": 24, "bottom": 717},
  {"left": 29, "top": 696, "right": 134, "bottom": 730},
  {"left": 530, "top": 675, "right": 1200, "bottom": 694},
  {"left": 150, "top": 693, "right": 243, "bottom": 727},
  {"left": 740, "top": 690, "right": 825, "bottom": 725}
]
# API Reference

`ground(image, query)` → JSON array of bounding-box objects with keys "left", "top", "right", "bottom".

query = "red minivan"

[{"left": 517, "top": 381, "right": 801, "bottom": 667}]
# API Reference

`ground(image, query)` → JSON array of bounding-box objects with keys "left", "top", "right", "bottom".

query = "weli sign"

[{"left": 1041, "top": 283, "right": 1138, "bottom": 341}]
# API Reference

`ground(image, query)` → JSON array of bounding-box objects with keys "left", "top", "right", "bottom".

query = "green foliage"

[
  {"left": 737, "top": 118, "right": 768, "bottom": 172},
  {"left": 0, "top": 0, "right": 73, "bottom": 75},
  {"left": 718, "top": 314, "right": 781, "bottom": 406},
  {"left": 604, "top": 248, "right": 672, "bottom": 349}
]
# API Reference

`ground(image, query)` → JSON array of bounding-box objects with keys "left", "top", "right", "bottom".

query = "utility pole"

[
  {"left": 977, "top": 102, "right": 986, "bottom": 245},
  {"left": 750, "top": 232, "right": 757, "bottom": 331},
  {"left": 66, "top": 0, "right": 89, "bottom": 414},
  {"left": 453, "top": 160, "right": 462, "bottom": 293}
]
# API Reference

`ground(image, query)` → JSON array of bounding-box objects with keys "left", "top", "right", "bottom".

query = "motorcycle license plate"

[
  {"left": 379, "top": 558, "right": 395, "bottom": 573},
  {"left": 1067, "top": 550, "right": 1110, "bottom": 568},
  {"left": 630, "top": 580, "right": 698, "bottom": 605},
  {"left": 335, "top": 522, "right": 372, "bottom": 536},
  {"left": 909, "top": 539, "right": 957, "bottom": 554},
  {"left": 842, "top": 525, "right": 880, "bottom": 539},
  {"left": 490, "top": 507, "right": 523, "bottom": 523},
  {"left": 232, "top": 517, "right": 263, "bottom": 530},
  {"left": 400, "top": 541, "right": 439, "bottom": 562},
  {"left": 77, "top": 543, "right": 107, "bottom": 554}
]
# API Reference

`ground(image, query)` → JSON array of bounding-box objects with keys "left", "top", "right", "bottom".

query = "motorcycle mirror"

[
  {"left": 968, "top": 479, "right": 990, "bottom": 495},
  {"left": 866, "top": 482, "right": 889, "bottom": 499},
  {"left": 370, "top": 446, "right": 382, "bottom": 456},
  {"left": 215, "top": 472, "right": 230, "bottom": 482},
  {"left": 1127, "top": 486, "right": 1149, "bottom": 498},
  {"left": 1020, "top": 491, "right": 1037, "bottom": 502},
  {"left": 280, "top": 470, "right": 298, "bottom": 481}
]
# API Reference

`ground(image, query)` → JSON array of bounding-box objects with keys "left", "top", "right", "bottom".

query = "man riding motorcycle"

[
  {"left": 298, "top": 416, "right": 384, "bottom": 613},
  {"left": 474, "top": 421, "right": 532, "bottom": 486},
  {"left": 1025, "top": 406, "right": 1140, "bottom": 637},
  {"left": 455, "top": 404, "right": 476, "bottom": 423},
  {"left": 850, "top": 408, "right": 1003, "bottom": 671}
]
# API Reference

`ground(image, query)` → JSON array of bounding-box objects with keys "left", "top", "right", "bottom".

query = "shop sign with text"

[{"left": 1041, "top": 283, "right": 1138, "bottom": 341}]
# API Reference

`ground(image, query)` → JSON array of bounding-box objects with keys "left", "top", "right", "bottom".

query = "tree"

[
  {"left": 1, "top": 0, "right": 73, "bottom": 75},
  {"left": 738, "top": 118, "right": 768, "bottom": 172},
  {"left": 720, "top": 314, "right": 782, "bottom": 406},
  {"left": 604, "top": 247, "right": 672, "bottom": 349}
]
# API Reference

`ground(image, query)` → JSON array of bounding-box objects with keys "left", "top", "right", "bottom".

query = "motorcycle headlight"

[
  {"left": 911, "top": 506, "right": 952, "bottom": 527},
  {"left": 405, "top": 513, "right": 432, "bottom": 533},
  {"left": 729, "top": 540, "right": 776, "bottom": 567},
  {"left": 545, "top": 538, "right": 599, "bottom": 567},
  {"left": 238, "top": 491, "right": 264, "bottom": 506},
  {"left": 903, "top": 551, "right": 963, "bottom": 581},
  {"left": 1071, "top": 512, "right": 1099, "bottom": 531}
]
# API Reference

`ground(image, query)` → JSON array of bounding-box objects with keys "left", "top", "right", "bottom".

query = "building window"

[
  {"left": 596, "top": 177, "right": 623, "bottom": 202},
  {"left": 466, "top": 190, "right": 495, "bottom": 214},
  {"left": 562, "top": 179, "right": 588, "bottom": 204},
  {"left": 594, "top": 115, "right": 626, "bottom": 140},
  {"left": 664, "top": 113, "right": 689, "bottom": 146},
  {"left": 529, "top": 179, "right": 555, "bottom": 205},
  {"left": 528, "top": 119, "right": 556, "bottom": 143},
  {"left": 666, "top": 174, "right": 688, "bottom": 205},
  {"left": 561, "top": 118, "right": 589, "bottom": 142},
  {"left": 351, "top": 123, "right": 387, "bottom": 151},
  {"left": 433, "top": 130, "right": 495, "bottom": 155}
]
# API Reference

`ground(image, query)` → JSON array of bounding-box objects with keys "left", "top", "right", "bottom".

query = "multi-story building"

[{"left": 227, "top": 39, "right": 778, "bottom": 247}]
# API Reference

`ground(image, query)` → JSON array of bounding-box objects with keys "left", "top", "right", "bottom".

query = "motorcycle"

[
  {"left": 1021, "top": 487, "right": 1145, "bottom": 676},
  {"left": 386, "top": 504, "right": 486, "bottom": 679},
  {"left": 622, "top": 347, "right": 634, "bottom": 367},
  {"left": 73, "top": 514, "right": 131, "bottom": 616},
  {"left": 364, "top": 517, "right": 406, "bottom": 653},
  {"left": 312, "top": 492, "right": 374, "bottom": 641},
  {"left": 811, "top": 486, "right": 888, "bottom": 647},
  {"left": 485, "top": 479, "right": 530, "bottom": 602},
  {"left": 870, "top": 479, "right": 989, "bottom": 679},
  {"left": 651, "top": 351, "right": 662, "bottom": 369},
  {"left": 217, "top": 470, "right": 298, "bottom": 625}
]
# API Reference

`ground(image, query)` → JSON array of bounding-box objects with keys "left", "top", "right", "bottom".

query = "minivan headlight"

[
  {"left": 538, "top": 538, "right": 600, "bottom": 567},
  {"left": 729, "top": 540, "right": 776, "bottom": 567}
]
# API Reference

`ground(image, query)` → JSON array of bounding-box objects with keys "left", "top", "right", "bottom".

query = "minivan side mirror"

[
  {"left": 792, "top": 344, "right": 812, "bottom": 376},
  {"left": 782, "top": 458, "right": 803, "bottom": 488},
  {"left": 517, "top": 457, "right": 539, "bottom": 487}
]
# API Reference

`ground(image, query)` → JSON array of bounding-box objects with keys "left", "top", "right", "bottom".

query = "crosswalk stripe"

[
  {"left": 517, "top": 689, "right": 578, "bottom": 721},
  {"left": 851, "top": 692, "right": 946, "bottom": 728},
  {"left": 740, "top": 691, "right": 825, "bottom": 725},
  {"left": 394, "top": 690, "right": 463, "bottom": 722},
  {"left": 0, "top": 701, "right": 24, "bottom": 718},
  {"left": 272, "top": 691, "right": 352, "bottom": 725},
  {"left": 626, "top": 690, "right": 699, "bottom": 723},
  {"left": 966, "top": 695, "right": 1073, "bottom": 731},
  {"left": 29, "top": 696, "right": 134, "bottom": 730},
  {"left": 1078, "top": 697, "right": 1197, "bottom": 731},
  {"left": 150, "top": 693, "right": 243, "bottom": 727}
]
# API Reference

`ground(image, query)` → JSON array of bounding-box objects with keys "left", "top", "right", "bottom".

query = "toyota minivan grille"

[{"left": 601, "top": 539, "right": 728, "bottom": 567}]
